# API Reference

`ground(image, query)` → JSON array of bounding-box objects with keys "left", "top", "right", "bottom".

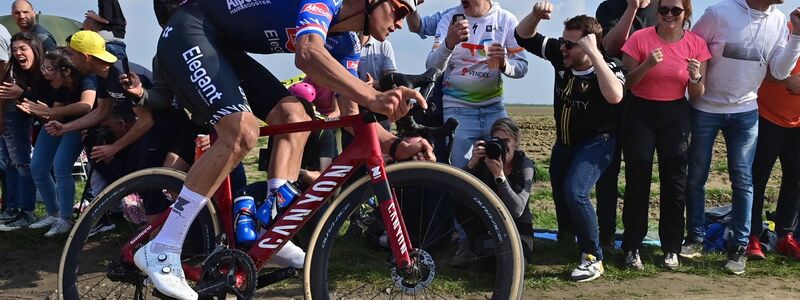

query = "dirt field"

[{"left": 0, "top": 105, "right": 793, "bottom": 299}]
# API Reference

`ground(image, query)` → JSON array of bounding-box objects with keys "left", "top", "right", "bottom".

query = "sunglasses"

[
  {"left": 559, "top": 38, "right": 579, "bottom": 50},
  {"left": 40, "top": 65, "right": 56, "bottom": 73},
  {"left": 658, "top": 6, "right": 685, "bottom": 17}
]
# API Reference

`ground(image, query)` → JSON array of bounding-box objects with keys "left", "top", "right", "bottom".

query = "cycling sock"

[
  {"left": 266, "top": 240, "right": 306, "bottom": 269},
  {"left": 151, "top": 186, "right": 209, "bottom": 253},
  {"left": 267, "top": 178, "right": 288, "bottom": 194}
]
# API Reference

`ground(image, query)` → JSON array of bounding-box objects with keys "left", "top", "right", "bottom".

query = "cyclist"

[{"left": 130, "top": 1, "right": 430, "bottom": 299}]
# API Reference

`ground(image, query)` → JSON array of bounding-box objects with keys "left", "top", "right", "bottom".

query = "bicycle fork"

[{"left": 369, "top": 161, "right": 414, "bottom": 270}]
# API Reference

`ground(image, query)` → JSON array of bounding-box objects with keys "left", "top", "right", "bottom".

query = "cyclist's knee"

[
  {"left": 267, "top": 96, "right": 312, "bottom": 125},
  {"left": 215, "top": 113, "right": 260, "bottom": 156}
]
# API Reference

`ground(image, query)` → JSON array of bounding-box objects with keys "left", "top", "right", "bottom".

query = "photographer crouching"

[{"left": 454, "top": 118, "right": 534, "bottom": 267}]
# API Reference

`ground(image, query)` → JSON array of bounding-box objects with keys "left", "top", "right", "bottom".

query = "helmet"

[
  {"left": 395, "top": 0, "right": 417, "bottom": 12},
  {"left": 287, "top": 82, "right": 317, "bottom": 103}
]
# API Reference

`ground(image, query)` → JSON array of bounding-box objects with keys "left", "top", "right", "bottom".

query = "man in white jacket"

[
  {"left": 682, "top": 0, "right": 800, "bottom": 275},
  {"left": 425, "top": 0, "right": 528, "bottom": 169}
]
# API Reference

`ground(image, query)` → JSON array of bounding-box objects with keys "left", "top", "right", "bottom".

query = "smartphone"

[
  {"left": 452, "top": 13, "right": 465, "bottom": 25},
  {"left": 121, "top": 56, "right": 131, "bottom": 75}
]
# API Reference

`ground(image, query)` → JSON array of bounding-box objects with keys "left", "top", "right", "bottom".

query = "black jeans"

[
  {"left": 621, "top": 96, "right": 689, "bottom": 254},
  {"left": 751, "top": 117, "right": 800, "bottom": 237}
]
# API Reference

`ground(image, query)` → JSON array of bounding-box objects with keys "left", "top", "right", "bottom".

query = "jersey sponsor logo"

[
  {"left": 346, "top": 60, "right": 359, "bottom": 70},
  {"left": 162, "top": 26, "right": 173, "bottom": 38},
  {"left": 285, "top": 28, "right": 298, "bottom": 52},
  {"left": 460, "top": 67, "right": 491, "bottom": 78},
  {"left": 108, "top": 91, "right": 127, "bottom": 100},
  {"left": 182, "top": 46, "right": 223, "bottom": 107},
  {"left": 579, "top": 81, "right": 590, "bottom": 93},
  {"left": 227, "top": 0, "right": 271, "bottom": 14},
  {"left": 264, "top": 30, "right": 285, "bottom": 53},
  {"left": 301, "top": 3, "right": 333, "bottom": 21}
]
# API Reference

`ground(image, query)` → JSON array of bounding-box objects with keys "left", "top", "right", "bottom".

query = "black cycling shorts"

[{"left": 156, "top": 3, "right": 290, "bottom": 126}]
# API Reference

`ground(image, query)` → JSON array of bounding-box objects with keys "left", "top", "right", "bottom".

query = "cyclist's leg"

[{"left": 133, "top": 6, "right": 262, "bottom": 299}]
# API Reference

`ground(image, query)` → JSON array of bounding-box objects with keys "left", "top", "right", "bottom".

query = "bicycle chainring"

[
  {"left": 390, "top": 248, "right": 436, "bottom": 294},
  {"left": 196, "top": 248, "right": 257, "bottom": 300}
]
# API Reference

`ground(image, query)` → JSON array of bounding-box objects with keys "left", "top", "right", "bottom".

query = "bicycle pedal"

[{"left": 256, "top": 267, "right": 297, "bottom": 289}]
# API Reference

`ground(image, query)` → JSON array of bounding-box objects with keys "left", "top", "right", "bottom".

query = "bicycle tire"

[
  {"left": 304, "top": 162, "right": 524, "bottom": 299},
  {"left": 58, "top": 168, "right": 221, "bottom": 300}
]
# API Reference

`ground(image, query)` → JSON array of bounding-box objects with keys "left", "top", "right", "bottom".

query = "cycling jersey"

[{"left": 156, "top": 0, "right": 360, "bottom": 125}]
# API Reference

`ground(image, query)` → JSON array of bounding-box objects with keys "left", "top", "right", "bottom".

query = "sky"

[{"left": 10, "top": 0, "right": 800, "bottom": 104}]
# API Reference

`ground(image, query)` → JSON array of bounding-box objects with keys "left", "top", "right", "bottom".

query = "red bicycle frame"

[{"left": 120, "top": 113, "right": 414, "bottom": 282}]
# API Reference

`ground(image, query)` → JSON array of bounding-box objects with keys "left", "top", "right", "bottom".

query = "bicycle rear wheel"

[
  {"left": 305, "top": 162, "right": 524, "bottom": 299},
  {"left": 58, "top": 168, "right": 220, "bottom": 300}
]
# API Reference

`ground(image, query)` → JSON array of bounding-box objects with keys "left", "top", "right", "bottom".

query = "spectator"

[
  {"left": 10, "top": 0, "right": 57, "bottom": 51},
  {"left": 425, "top": 0, "right": 528, "bottom": 169},
  {"left": 86, "top": 0, "right": 127, "bottom": 39},
  {"left": 683, "top": 0, "right": 800, "bottom": 275},
  {"left": 594, "top": 0, "right": 658, "bottom": 249},
  {"left": 20, "top": 47, "right": 97, "bottom": 237},
  {"left": 0, "top": 24, "right": 11, "bottom": 216},
  {"left": 81, "top": 17, "right": 126, "bottom": 60},
  {"left": 619, "top": 0, "right": 710, "bottom": 270},
  {"left": 455, "top": 118, "right": 534, "bottom": 266},
  {"left": 0, "top": 32, "right": 47, "bottom": 231},
  {"left": 747, "top": 31, "right": 800, "bottom": 260},
  {"left": 516, "top": 2, "right": 625, "bottom": 282},
  {"left": 358, "top": 35, "right": 397, "bottom": 90}
]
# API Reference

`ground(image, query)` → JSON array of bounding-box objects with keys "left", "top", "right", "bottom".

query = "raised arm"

[
  {"left": 622, "top": 48, "right": 661, "bottom": 88},
  {"left": 580, "top": 34, "right": 624, "bottom": 103},
  {"left": 768, "top": 9, "right": 800, "bottom": 80},
  {"left": 601, "top": 0, "right": 649, "bottom": 57},
  {"left": 515, "top": 1, "right": 552, "bottom": 39}
]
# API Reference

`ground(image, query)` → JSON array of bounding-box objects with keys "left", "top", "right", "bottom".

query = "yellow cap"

[{"left": 68, "top": 30, "right": 118, "bottom": 64}]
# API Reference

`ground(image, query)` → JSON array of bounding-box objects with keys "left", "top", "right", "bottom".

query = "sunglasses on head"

[
  {"left": 559, "top": 38, "right": 579, "bottom": 50},
  {"left": 658, "top": 6, "right": 684, "bottom": 16}
]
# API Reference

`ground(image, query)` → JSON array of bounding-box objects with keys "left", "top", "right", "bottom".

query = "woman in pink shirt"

[{"left": 619, "top": 0, "right": 710, "bottom": 271}]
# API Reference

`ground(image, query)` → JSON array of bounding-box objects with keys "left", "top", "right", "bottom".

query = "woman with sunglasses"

[
  {"left": 0, "top": 32, "right": 47, "bottom": 231},
  {"left": 20, "top": 47, "right": 97, "bottom": 237},
  {"left": 618, "top": 0, "right": 710, "bottom": 271}
]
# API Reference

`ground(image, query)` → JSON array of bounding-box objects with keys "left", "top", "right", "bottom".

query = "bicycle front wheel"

[
  {"left": 305, "top": 162, "right": 524, "bottom": 299},
  {"left": 58, "top": 168, "right": 220, "bottom": 300}
]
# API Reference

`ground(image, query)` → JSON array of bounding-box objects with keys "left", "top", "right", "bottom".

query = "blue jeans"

[
  {"left": 443, "top": 102, "right": 508, "bottom": 168},
  {"left": 31, "top": 128, "right": 83, "bottom": 220},
  {"left": 685, "top": 108, "right": 758, "bottom": 248},
  {"left": 0, "top": 109, "right": 36, "bottom": 212},
  {"left": 550, "top": 135, "right": 615, "bottom": 260}
]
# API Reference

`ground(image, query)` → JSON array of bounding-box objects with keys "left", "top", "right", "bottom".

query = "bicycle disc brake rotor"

[
  {"left": 197, "top": 248, "right": 257, "bottom": 299},
  {"left": 390, "top": 249, "right": 436, "bottom": 294}
]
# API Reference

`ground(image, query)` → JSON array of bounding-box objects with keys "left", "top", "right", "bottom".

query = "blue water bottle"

[
  {"left": 257, "top": 182, "right": 301, "bottom": 228},
  {"left": 233, "top": 195, "right": 257, "bottom": 245}
]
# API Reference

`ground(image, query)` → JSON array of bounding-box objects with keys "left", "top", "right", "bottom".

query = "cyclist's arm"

[
  {"left": 108, "top": 105, "right": 154, "bottom": 151},
  {"left": 60, "top": 97, "right": 113, "bottom": 133},
  {"left": 295, "top": 34, "right": 377, "bottom": 109}
]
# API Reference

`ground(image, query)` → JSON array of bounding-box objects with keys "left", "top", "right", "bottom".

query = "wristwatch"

[
  {"left": 495, "top": 176, "right": 506, "bottom": 184},
  {"left": 690, "top": 74, "right": 703, "bottom": 84}
]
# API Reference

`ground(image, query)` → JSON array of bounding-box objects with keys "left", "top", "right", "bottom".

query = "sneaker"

[
  {"left": 777, "top": 234, "right": 800, "bottom": 260},
  {"left": 662, "top": 252, "right": 680, "bottom": 270},
  {"left": 451, "top": 240, "right": 478, "bottom": 268},
  {"left": 570, "top": 253, "right": 604, "bottom": 282},
  {"left": 45, "top": 219, "right": 72, "bottom": 237},
  {"left": 88, "top": 220, "right": 116, "bottom": 237},
  {"left": 725, "top": 246, "right": 747, "bottom": 275},
  {"left": 0, "top": 208, "right": 20, "bottom": 222},
  {"left": 679, "top": 240, "right": 703, "bottom": 259},
  {"left": 29, "top": 215, "right": 60, "bottom": 229},
  {"left": 134, "top": 242, "right": 198, "bottom": 300},
  {"left": 73, "top": 200, "right": 90, "bottom": 214},
  {"left": 624, "top": 250, "right": 644, "bottom": 270},
  {"left": 746, "top": 235, "right": 766, "bottom": 260},
  {"left": 0, "top": 211, "right": 35, "bottom": 231}
]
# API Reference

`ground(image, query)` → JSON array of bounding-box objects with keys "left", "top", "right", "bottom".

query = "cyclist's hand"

[
  {"left": 370, "top": 87, "right": 427, "bottom": 122},
  {"left": 45, "top": 120, "right": 66, "bottom": 137},
  {"left": 394, "top": 136, "right": 436, "bottom": 162},
  {"left": 91, "top": 144, "right": 120, "bottom": 164},
  {"left": 445, "top": 20, "right": 469, "bottom": 50}
]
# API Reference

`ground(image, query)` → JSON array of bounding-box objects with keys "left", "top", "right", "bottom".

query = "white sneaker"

[
  {"left": 662, "top": 252, "right": 680, "bottom": 270},
  {"left": 29, "top": 215, "right": 59, "bottom": 229},
  {"left": 624, "top": 249, "right": 644, "bottom": 270},
  {"left": 45, "top": 219, "right": 72, "bottom": 237},
  {"left": 134, "top": 242, "right": 198, "bottom": 300},
  {"left": 570, "top": 253, "right": 604, "bottom": 282}
]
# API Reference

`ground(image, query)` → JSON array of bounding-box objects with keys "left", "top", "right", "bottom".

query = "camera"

[{"left": 485, "top": 137, "right": 507, "bottom": 161}]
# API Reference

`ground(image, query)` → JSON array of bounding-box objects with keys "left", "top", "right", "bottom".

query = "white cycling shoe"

[{"left": 134, "top": 242, "right": 198, "bottom": 300}]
